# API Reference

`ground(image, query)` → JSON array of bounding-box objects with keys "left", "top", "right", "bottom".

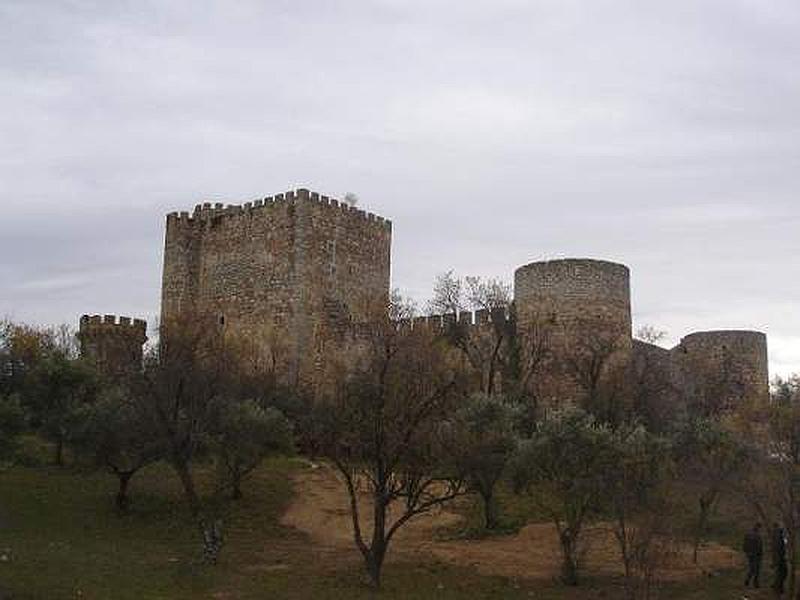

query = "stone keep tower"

[
  {"left": 78, "top": 314, "right": 147, "bottom": 377},
  {"left": 514, "top": 259, "right": 633, "bottom": 407},
  {"left": 160, "top": 188, "right": 392, "bottom": 386}
]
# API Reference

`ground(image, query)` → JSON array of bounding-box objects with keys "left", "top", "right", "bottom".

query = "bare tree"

[
  {"left": 430, "top": 271, "right": 550, "bottom": 404},
  {"left": 504, "top": 313, "right": 553, "bottom": 424},
  {"left": 634, "top": 325, "right": 667, "bottom": 345},
  {"left": 315, "top": 293, "right": 469, "bottom": 588},
  {"left": 772, "top": 374, "right": 800, "bottom": 406},
  {"left": 138, "top": 315, "right": 225, "bottom": 518},
  {"left": 631, "top": 340, "right": 683, "bottom": 433},
  {"left": 429, "top": 271, "right": 510, "bottom": 396},
  {"left": 566, "top": 330, "right": 629, "bottom": 425},
  {"left": 136, "top": 315, "right": 273, "bottom": 563}
]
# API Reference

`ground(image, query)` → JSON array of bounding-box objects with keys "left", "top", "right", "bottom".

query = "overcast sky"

[{"left": 1, "top": 0, "right": 798, "bottom": 377}]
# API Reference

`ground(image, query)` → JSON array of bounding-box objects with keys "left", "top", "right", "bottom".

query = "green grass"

[
  {"left": 0, "top": 448, "right": 768, "bottom": 599},
  {"left": 433, "top": 481, "right": 554, "bottom": 540},
  {"left": 0, "top": 454, "right": 299, "bottom": 600}
]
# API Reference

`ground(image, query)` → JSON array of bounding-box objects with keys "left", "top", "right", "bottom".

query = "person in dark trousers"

[
  {"left": 771, "top": 522, "right": 788, "bottom": 596},
  {"left": 743, "top": 522, "right": 764, "bottom": 588}
]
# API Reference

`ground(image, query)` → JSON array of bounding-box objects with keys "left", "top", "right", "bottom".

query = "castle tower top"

[
  {"left": 164, "top": 188, "right": 392, "bottom": 232},
  {"left": 78, "top": 314, "right": 147, "bottom": 377},
  {"left": 79, "top": 314, "right": 147, "bottom": 339}
]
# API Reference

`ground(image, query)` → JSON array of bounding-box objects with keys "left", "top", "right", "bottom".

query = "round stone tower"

[
  {"left": 513, "top": 258, "right": 633, "bottom": 410},
  {"left": 674, "top": 330, "right": 769, "bottom": 410}
]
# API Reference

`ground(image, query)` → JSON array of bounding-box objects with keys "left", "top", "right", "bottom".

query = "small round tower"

[
  {"left": 674, "top": 330, "right": 769, "bottom": 410},
  {"left": 78, "top": 314, "right": 147, "bottom": 378},
  {"left": 513, "top": 258, "right": 633, "bottom": 409}
]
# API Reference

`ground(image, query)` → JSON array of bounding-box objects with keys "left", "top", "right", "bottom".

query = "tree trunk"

[
  {"left": 231, "top": 476, "right": 243, "bottom": 500},
  {"left": 789, "top": 527, "right": 797, "bottom": 600},
  {"left": 693, "top": 497, "right": 712, "bottom": 564},
  {"left": 482, "top": 490, "right": 498, "bottom": 530},
  {"left": 365, "top": 497, "right": 388, "bottom": 588},
  {"left": 54, "top": 436, "right": 64, "bottom": 466},
  {"left": 560, "top": 530, "right": 579, "bottom": 585},
  {"left": 172, "top": 460, "right": 201, "bottom": 517},
  {"left": 116, "top": 471, "right": 133, "bottom": 512},
  {"left": 365, "top": 546, "right": 386, "bottom": 590},
  {"left": 200, "top": 519, "right": 224, "bottom": 565}
]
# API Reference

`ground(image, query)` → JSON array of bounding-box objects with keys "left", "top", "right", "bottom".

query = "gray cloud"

[{"left": 1, "top": 0, "right": 798, "bottom": 376}]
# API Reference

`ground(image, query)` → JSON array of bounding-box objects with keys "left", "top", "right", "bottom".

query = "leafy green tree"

[
  {"left": 672, "top": 416, "right": 747, "bottom": 563},
  {"left": 1, "top": 320, "right": 97, "bottom": 466},
  {"left": 737, "top": 378, "right": 800, "bottom": 597},
  {"left": 139, "top": 315, "right": 292, "bottom": 563},
  {"left": 27, "top": 352, "right": 99, "bottom": 466},
  {"left": 72, "top": 387, "right": 163, "bottom": 511},
  {"left": 0, "top": 393, "right": 25, "bottom": 460},
  {"left": 0, "top": 319, "right": 47, "bottom": 397},
  {"left": 209, "top": 399, "right": 293, "bottom": 500},
  {"left": 772, "top": 374, "right": 800, "bottom": 406},
  {"left": 511, "top": 408, "right": 615, "bottom": 585},
  {"left": 605, "top": 424, "right": 674, "bottom": 599},
  {"left": 452, "top": 393, "right": 520, "bottom": 530}
]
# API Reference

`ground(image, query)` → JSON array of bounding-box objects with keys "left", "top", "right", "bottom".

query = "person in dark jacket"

[
  {"left": 771, "top": 522, "right": 788, "bottom": 596},
  {"left": 743, "top": 522, "right": 764, "bottom": 588}
]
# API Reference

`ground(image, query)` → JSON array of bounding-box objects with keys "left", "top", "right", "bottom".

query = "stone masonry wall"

[
  {"left": 78, "top": 314, "right": 147, "bottom": 377},
  {"left": 672, "top": 330, "right": 769, "bottom": 410},
  {"left": 513, "top": 259, "right": 633, "bottom": 408},
  {"left": 158, "top": 189, "right": 768, "bottom": 414},
  {"left": 160, "top": 188, "right": 391, "bottom": 389}
]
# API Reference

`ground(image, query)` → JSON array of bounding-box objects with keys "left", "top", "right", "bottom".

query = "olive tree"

[
  {"left": 0, "top": 393, "right": 24, "bottom": 461},
  {"left": 72, "top": 386, "right": 163, "bottom": 511},
  {"left": 672, "top": 416, "right": 747, "bottom": 564},
  {"left": 1, "top": 320, "right": 97, "bottom": 465},
  {"left": 209, "top": 399, "right": 293, "bottom": 500},
  {"left": 451, "top": 393, "right": 521, "bottom": 530},
  {"left": 511, "top": 408, "right": 615, "bottom": 585},
  {"left": 738, "top": 376, "right": 800, "bottom": 596},
  {"left": 605, "top": 424, "right": 674, "bottom": 599}
]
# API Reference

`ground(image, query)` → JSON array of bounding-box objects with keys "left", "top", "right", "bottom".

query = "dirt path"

[{"left": 281, "top": 463, "right": 740, "bottom": 582}]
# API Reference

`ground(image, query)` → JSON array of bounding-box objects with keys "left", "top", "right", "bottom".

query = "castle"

[{"left": 79, "top": 188, "right": 769, "bottom": 411}]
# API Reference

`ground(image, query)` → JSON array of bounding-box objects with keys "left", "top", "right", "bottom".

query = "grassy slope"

[{"left": 0, "top": 455, "right": 770, "bottom": 599}]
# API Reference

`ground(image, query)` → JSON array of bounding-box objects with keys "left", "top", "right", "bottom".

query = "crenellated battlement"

[
  {"left": 402, "top": 308, "right": 511, "bottom": 331},
  {"left": 79, "top": 314, "right": 147, "bottom": 341},
  {"left": 78, "top": 314, "right": 148, "bottom": 377},
  {"left": 165, "top": 188, "right": 392, "bottom": 232},
  {"left": 156, "top": 180, "right": 769, "bottom": 408}
]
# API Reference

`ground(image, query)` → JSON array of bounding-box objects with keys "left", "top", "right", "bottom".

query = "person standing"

[
  {"left": 771, "top": 522, "right": 788, "bottom": 596},
  {"left": 743, "top": 522, "right": 764, "bottom": 588}
]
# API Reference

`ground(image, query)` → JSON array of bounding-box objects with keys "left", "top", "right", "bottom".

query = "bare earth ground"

[{"left": 281, "top": 463, "right": 741, "bottom": 583}]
